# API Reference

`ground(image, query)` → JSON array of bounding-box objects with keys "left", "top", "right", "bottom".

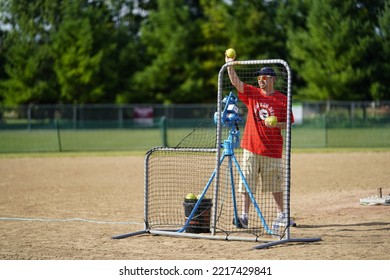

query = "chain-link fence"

[{"left": 1, "top": 101, "right": 389, "bottom": 153}]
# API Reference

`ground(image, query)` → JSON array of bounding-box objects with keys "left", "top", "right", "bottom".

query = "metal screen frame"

[{"left": 112, "top": 59, "right": 321, "bottom": 249}]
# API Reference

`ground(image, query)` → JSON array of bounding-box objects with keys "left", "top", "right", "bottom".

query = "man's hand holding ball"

[{"left": 265, "top": 116, "right": 278, "bottom": 128}]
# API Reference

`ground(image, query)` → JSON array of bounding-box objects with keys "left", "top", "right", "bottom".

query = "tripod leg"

[
  {"left": 177, "top": 154, "right": 226, "bottom": 233},
  {"left": 228, "top": 156, "right": 240, "bottom": 228},
  {"left": 231, "top": 155, "right": 273, "bottom": 234}
]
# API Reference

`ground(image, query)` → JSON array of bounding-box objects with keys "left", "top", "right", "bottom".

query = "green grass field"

[
  {"left": 292, "top": 127, "right": 390, "bottom": 148},
  {"left": 1, "top": 125, "right": 390, "bottom": 154},
  {"left": 0, "top": 129, "right": 163, "bottom": 153}
]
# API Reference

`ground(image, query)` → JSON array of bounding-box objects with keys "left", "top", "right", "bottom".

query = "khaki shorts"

[{"left": 238, "top": 149, "right": 284, "bottom": 193}]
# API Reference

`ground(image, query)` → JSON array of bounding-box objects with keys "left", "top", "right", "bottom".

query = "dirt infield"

[{"left": 0, "top": 151, "right": 389, "bottom": 260}]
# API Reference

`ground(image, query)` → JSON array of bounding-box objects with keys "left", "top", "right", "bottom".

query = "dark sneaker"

[{"left": 233, "top": 215, "right": 248, "bottom": 229}]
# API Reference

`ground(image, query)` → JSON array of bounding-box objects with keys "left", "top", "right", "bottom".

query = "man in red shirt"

[{"left": 225, "top": 53, "right": 295, "bottom": 230}]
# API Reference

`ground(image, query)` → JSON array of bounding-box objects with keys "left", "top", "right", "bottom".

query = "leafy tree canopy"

[{"left": 0, "top": 0, "right": 389, "bottom": 105}]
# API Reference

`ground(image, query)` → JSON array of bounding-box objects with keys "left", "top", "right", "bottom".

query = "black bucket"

[{"left": 183, "top": 198, "right": 212, "bottom": 233}]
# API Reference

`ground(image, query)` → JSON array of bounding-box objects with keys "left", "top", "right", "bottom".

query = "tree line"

[{"left": 0, "top": 0, "right": 389, "bottom": 105}]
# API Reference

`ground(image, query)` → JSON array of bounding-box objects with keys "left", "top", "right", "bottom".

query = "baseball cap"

[{"left": 255, "top": 67, "right": 276, "bottom": 77}]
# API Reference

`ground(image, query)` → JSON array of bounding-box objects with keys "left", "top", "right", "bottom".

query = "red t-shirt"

[{"left": 238, "top": 84, "right": 294, "bottom": 158}]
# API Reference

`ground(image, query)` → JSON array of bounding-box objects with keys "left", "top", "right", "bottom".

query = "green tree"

[
  {"left": 373, "top": 0, "right": 390, "bottom": 100},
  {"left": 287, "top": 0, "right": 386, "bottom": 101},
  {"left": 0, "top": 30, "right": 7, "bottom": 104},
  {"left": 2, "top": 0, "right": 388, "bottom": 105},
  {"left": 0, "top": 0, "right": 60, "bottom": 105},
  {"left": 225, "top": 0, "right": 287, "bottom": 60},
  {"left": 133, "top": 0, "right": 206, "bottom": 104},
  {"left": 197, "top": 0, "right": 230, "bottom": 100},
  {"left": 0, "top": 0, "right": 150, "bottom": 105},
  {"left": 52, "top": 0, "right": 112, "bottom": 103},
  {"left": 84, "top": 0, "right": 153, "bottom": 104},
  {"left": 109, "top": 0, "right": 157, "bottom": 104},
  {"left": 275, "top": 0, "right": 311, "bottom": 91}
]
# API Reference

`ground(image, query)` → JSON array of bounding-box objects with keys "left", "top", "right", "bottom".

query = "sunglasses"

[{"left": 257, "top": 75, "right": 273, "bottom": 81}]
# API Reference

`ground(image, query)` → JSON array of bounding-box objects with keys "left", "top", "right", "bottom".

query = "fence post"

[
  {"left": 27, "top": 104, "right": 32, "bottom": 131},
  {"left": 56, "top": 118, "right": 63, "bottom": 152},
  {"left": 324, "top": 113, "right": 328, "bottom": 148},
  {"left": 73, "top": 105, "right": 77, "bottom": 130},
  {"left": 160, "top": 116, "right": 168, "bottom": 147},
  {"left": 118, "top": 105, "right": 123, "bottom": 128}
]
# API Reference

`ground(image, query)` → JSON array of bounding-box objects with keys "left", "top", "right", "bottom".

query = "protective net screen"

[{"left": 145, "top": 61, "right": 291, "bottom": 240}]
